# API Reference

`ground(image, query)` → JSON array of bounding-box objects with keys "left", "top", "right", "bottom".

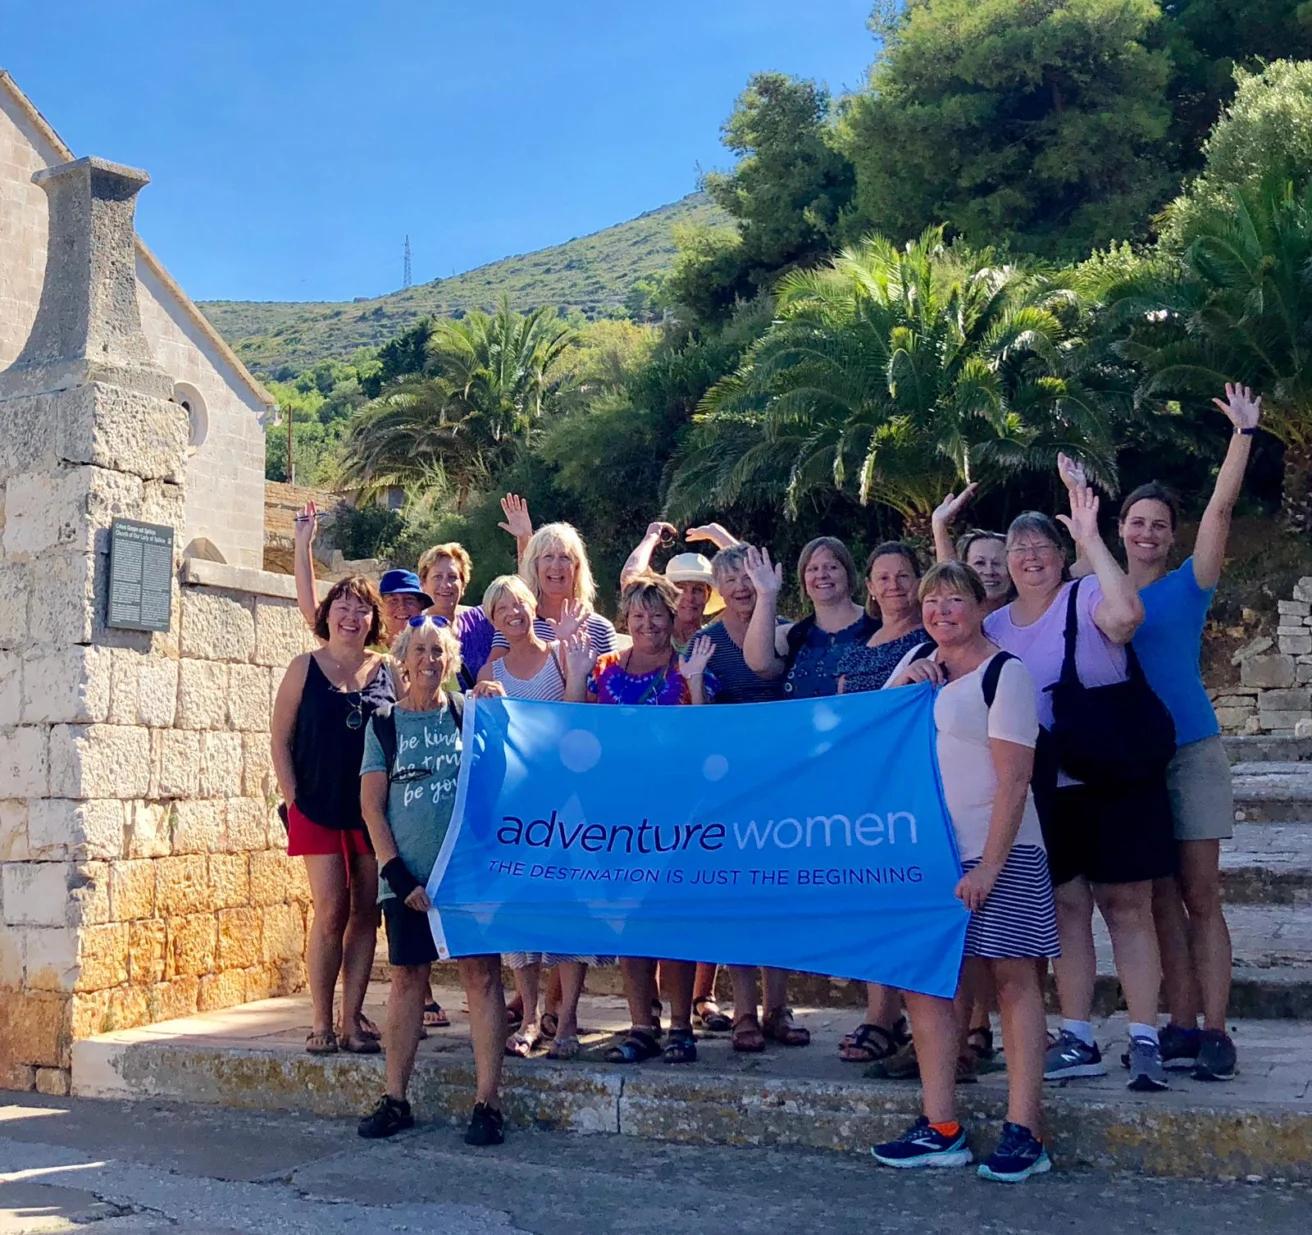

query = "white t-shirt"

[{"left": 884, "top": 646, "right": 1046, "bottom": 863}]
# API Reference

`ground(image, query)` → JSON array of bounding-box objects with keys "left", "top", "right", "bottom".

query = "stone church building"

[{"left": 1, "top": 69, "right": 271, "bottom": 569}]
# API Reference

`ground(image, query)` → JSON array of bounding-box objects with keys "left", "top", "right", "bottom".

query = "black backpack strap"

[
  {"left": 981, "top": 650, "right": 1018, "bottom": 709},
  {"left": 784, "top": 614, "right": 816, "bottom": 661},
  {"left": 910, "top": 640, "right": 937, "bottom": 664},
  {"left": 1058, "top": 578, "right": 1083, "bottom": 688},
  {"left": 372, "top": 704, "right": 398, "bottom": 777},
  {"left": 448, "top": 691, "right": 465, "bottom": 730}
]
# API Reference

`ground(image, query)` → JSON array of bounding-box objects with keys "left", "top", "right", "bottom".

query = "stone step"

[
  {"left": 1223, "top": 734, "right": 1312, "bottom": 765},
  {"left": 71, "top": 987, "right": 1312, "bottom": 1183},
  {"left": 1221, "top": 824, "right": 1312, "bottom": 903},
  {"left": 1232, "top": 762, "right": 1312, "bottom": 822}
]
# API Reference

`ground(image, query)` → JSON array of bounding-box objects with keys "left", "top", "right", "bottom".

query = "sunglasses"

[{"left": 407, "top": 614, "right": 450, "bottom": 628}]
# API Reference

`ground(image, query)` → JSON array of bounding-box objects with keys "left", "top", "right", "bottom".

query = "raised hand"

[
  {"left": 679, "top": 635, "right": 716, "bottom": 679},
  {"left": 293, "top": 500, "right": 317, "bottom": 547},
  {"left": 685, "top": 522, "right": 737, "bottom": 549},
  {"left": 562, "top": 630, "right": 596, "bottom": 680},
  {"left": 555, "top": 597, "right": 587, "bottom": 643},
  {"left": 1056, "top": 476, "right": 1101, "bottom": 548},
  {"left": 497, "top": 493, "right": 533, "bottom": 541},
  {"left": 1057, "top": 453, "right": 1088, "bottom": 494},
  {"left": 1214, "top": 382, "right": 1262, "bottom": 433},
  {"left": 469, "top": 680, "right": 506, "bottom": 699},
  {"left": 644, "top": 520, "right": 678, "bottom": 543},
  {"left": 743, "top": 545, "right": 783, "bottom": 598},
  {"left": 931, "top": 485, "right": 978, "bottom": 530}
]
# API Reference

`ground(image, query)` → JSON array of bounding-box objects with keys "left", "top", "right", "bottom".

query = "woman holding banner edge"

[
  {"left": 564, "top": 573, "right": 718, "bottom": 1064},
  {"left": 872, "top": 561, "right": 1057, "bottom": 1182}
]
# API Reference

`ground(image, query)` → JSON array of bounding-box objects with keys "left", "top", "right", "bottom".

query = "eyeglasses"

[
  {"left": 1006, "top": 543, "right": 1058, "bottom": 560},
  {"left": 345, "top": 697, "right": 365, "bottom": 730},
  {"left": 407, "top": 614, "right": 450, "bottom": 628}
]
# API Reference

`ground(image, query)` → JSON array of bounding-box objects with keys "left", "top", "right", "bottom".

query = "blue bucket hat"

[{"left": 378, "top": 569, "right": 434, "bottom": 610}]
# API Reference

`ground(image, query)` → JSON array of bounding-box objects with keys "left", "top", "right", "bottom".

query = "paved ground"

[{"left": 1, "top": 1092, "right": 1310, "bottom": 1235}]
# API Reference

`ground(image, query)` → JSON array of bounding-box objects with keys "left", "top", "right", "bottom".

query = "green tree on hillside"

[
  {"left": 341, "top": 300, "right": 576, "bottom": 508},
  {"left": 668, "top": 230, "right": 1119, "bottom": 538},
  {"left": 841, "top": 0, "right": 1177, "bottom": 260},
  {"left": 668, "top": 74, "right": 855, "bottom": 323},
  {"left": 1110, "top": 179, "right": 1312, "bottom": 530}
]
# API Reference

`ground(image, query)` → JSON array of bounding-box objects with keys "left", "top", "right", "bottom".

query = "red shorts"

[{"left": 286, "top": 803, "right": 372, "bottom": 860}]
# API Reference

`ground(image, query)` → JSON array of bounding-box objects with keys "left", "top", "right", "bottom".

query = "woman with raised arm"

[
  {"left": 487, "top": 520, "right": 618, "bottom": 658},
  {"left": 1114, "top": 384, "right": 1261, "bottom": 1083},
  {"left": 742, "top": 539, "right": 875, "bottom": 697},
  {"left": 983, "top": 466, "right": 1175, "bottom": 1094},
  {"left": 356, "top": 616, "right": 509, "bottom": 1146},
  {"left": 932, "top": 485, "right": 1013, "bottom": 614},
  {"left": 620, "top": 522, "right": 738, "bottom": 654},
  {"left": 564, "top": 574, "right": 717, "bottom": 1066},
  {"left": 271, "top": 577, "right": 393, "bottom": 1058},
  {"left": 476, "top": 574, "right": 593, "bottom": 1062},
  {"left": 872, "top": 561, "right": 1056, "bottom": 1182}
]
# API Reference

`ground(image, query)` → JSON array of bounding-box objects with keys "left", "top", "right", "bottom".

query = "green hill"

[{"left": 200, "top": 193, "right": 727, "bottom": 378}]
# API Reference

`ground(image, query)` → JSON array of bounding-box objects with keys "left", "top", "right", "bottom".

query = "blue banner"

[{"left": 428, "top": 687, "right": 968, "bottom": 998}]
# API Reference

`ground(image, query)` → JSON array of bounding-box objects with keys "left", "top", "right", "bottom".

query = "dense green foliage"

[
  {"left": 201, "top": 195, "right": 725, "bottom": 378},
  {"left": 222, "top": 5, "right": 1312, "bottom": 615}
]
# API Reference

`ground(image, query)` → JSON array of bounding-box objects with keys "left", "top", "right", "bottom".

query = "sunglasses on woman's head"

[{"left": 407, "top": 614, "right": 450, "bottom": 628}]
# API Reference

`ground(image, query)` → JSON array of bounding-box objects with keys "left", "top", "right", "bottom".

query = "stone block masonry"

[
  {"left": 1214, "top": 577, "right": 1312, "bottom": 735},
  {"left": 0, "top": 155, "right": 315, "bottom": 1091}
]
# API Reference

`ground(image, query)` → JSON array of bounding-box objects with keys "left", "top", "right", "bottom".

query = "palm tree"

[
  {"left": 341, "top": 299, "right": 575, "bottom": 509},
  {"left": 667, "top": 229, "right": 1120, "bottom": 538},
  {"left": 1108, "top": 179, "right": 1312, "bottom": 530}
]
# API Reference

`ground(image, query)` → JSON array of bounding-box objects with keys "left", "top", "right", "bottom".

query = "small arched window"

[{"left": 174, "top": 382, "right": 208, "bottom": 452}]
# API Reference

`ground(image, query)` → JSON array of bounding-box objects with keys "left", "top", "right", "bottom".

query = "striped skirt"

[
  {"left": 503, "top": 952, "right": 602, "bottom": 969},
  {"left": 961, "top": 844, "right": 1060, "bottom": 960}
]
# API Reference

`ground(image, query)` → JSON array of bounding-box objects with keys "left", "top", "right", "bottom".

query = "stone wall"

[
  {"left": 1211, "top": 579, "right": 1312, "bottom": 735},
  {"left": 0, "top": 563, "right": 316, "bottom": 1092}
]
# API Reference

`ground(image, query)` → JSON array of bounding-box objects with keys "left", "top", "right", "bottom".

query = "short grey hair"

[
  {"left": 1005, "top": 511, "right": 1066, "bottom": 553},
  {"left": 710, "top": 544, "right": 752, "bottom": 588},
  {"left": 390, "top": 615, "right": 462, "bottom": 680}
]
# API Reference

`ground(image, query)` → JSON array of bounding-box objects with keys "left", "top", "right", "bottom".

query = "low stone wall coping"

[{"left": 180, "top": 559, "right": 324, "bottom": 602}]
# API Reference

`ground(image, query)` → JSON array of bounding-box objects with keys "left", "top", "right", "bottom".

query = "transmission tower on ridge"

[{"left": 403, "top": 235, "right": 412, "bottom": 289}]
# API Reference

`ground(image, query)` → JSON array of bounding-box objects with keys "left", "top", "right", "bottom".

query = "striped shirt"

[
  {"left": 491, "top": 644, "right": 567, "bottom": 701},
  {"left": 700, "top": 619, "right": 783, "bottom": 704}
]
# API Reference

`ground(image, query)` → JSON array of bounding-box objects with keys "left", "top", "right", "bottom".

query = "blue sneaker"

[
  {"left": 1043, "top": 1029, "right": 1107, "bottom": 1080},
  {"left": 871, "top": 1116, "right": 972, "bottom": 1169},
  {"left": 977, "top": 1122, "right": 1052, "bottom": 1183}
]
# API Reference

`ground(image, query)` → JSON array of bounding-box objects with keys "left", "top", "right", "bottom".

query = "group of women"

[{"left": 268, "top": 383, "right": 1260, "bottom": 1182}]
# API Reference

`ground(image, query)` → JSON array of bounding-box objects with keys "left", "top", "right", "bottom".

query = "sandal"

[
  {"left": 663, "top": 1027, "right": 698, "bottom": 1064},
  {"left": 358, "top": 1016, "right": 382, "bottom": 1041},
  {"left": 731, "top": 1014, "right": 766, "bottom": 1054},
  {"left": 540, "top": 1012, "right": 559, "bottom": 1041},
  {"left": 505, "top": 1004, "right": 523, "bottom": 1031},
  {"left": 650, "top": 998, "right": 664, "bottom": 1038},
  {"left": 692, "top": 996, "right": 732, "bottom": 1033},
  {"left": 306, "top": 1029, "right": 338, "bottom": 1055},
  {"left": 505, "top": 1029, "right": 541, "bottom": 1058},
  {"left": 546, "top": 1034, "right": 581, "bottom": 1060},
  {"left": 838, "top": 1023, "right": 899, "bottom": 1063},
  {"left": 604, "top": 1027, "right": 662, "bottom": 1064},
  {"left": 762, "top": 1007, "right": 810, "bottom": 1047},
  {"left": 423, "top": 1002, "right": 450, "bottom": 1029},
  {"left": 966, "top": 1025, "right": 995, "bottom": 1062},
  {"left": 339, "top": 1033, "right": 381, "bottom": 1055}
]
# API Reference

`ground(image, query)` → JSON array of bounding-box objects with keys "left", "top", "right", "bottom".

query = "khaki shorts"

[{"left": 1166, "top": 735, "right": 1235, "bottom": 843}]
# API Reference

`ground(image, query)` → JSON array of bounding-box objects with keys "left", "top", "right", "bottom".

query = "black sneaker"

[
  {"left": 357, "top": 1094, "right": 414, "bottom": 1139},
  {"left": 1120, "top": 1022, "right": 1199, "bottom": 1071},
  {"left": 1192, "top": 1028, "right": 1237, "bottom": 1081},
  {"left": 464, "top": 1101, "right": 505, "bottom": 1146},
  {"left": 977, "top": 1122, "right": 1052, "bottom": 1183}
]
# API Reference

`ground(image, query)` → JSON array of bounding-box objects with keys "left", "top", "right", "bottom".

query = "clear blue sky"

[{"left": 4, "top": 1, "right": 877, "bottom": 303}]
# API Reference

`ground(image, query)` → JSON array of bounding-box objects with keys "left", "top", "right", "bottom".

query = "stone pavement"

[
  {"left": 1, "top": 1091, "right": 1310, "bottom": 1234},
  {"left": 71, "top": 982, "right": 1312, "bottom": 1183}
]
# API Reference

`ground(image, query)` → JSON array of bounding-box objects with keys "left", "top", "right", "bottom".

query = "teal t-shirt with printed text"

[{"left": 361, "top": 701, "right": 461, "bottom": 901}]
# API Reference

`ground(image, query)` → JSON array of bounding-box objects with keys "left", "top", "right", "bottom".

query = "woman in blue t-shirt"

[{"left": 1115, "top": 383, "right": 1262, "bottom": 1083}]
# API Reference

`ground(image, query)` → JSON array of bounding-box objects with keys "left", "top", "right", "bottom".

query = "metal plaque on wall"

[{"left": 108, "top": 519, "right": 174, "bottom": 632}]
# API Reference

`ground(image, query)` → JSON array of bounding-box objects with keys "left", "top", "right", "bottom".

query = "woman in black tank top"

[{"left": 272, "top": 577, "right": 394, "bottom": 1056}]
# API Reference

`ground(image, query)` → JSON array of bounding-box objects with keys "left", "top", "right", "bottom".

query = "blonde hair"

[
  {"left": 390, "top": 615, "right": 462, "bottom": 681},
  {"left": 520, "top": 522, "right": 597, "bottom": 610},
  {"left": 417, "top": 542, "right": 473, "bottom": 589},
  {"left": 482, "top": 574, "right": 538, "bottom": 621},
  {"left": 918, "top": 560, "right": 987, "bottom": 605},
  {"left": 617, "top": 572, "right": 679, "bottom": 631}
]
